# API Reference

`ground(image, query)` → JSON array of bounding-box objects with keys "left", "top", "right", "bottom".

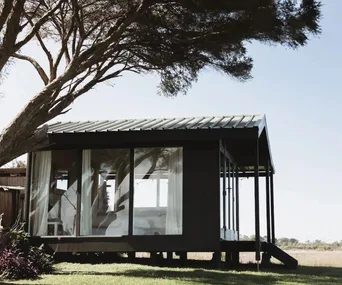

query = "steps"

[
  {"left": 220, "top": 241, "right": 298, "bottom": 269},
  {"left": 262, "top": 242, "right": 298, "bottom": 269}
]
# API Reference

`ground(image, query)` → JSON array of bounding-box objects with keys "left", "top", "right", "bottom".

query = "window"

[
  {"left": 133, "top": 148, "right": 183, "bottom": 235},
  {"left": 30, "top": 150, "right": 79, "bottom": 236},
  {"left": 29, "top": 147, "right": 183, "bottom": 237},
  {"left": 80, "top": 149, "right": 130, "bottom": 236}
]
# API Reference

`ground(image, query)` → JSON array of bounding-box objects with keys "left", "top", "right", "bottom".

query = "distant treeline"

[{"left": 240, "top": 235, "right": 342, "bottom": 251}]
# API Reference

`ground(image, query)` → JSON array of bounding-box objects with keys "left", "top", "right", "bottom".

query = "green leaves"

[{"left": 129, "top": 0, "right": 322, "bottom": 95}]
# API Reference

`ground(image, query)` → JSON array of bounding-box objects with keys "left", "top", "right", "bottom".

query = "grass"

[{"left": 2, "top": 251, "right": 342, "bottom": 285}]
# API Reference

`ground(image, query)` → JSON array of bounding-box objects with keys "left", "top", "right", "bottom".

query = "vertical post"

[
  {"left": 227, "top": 161, "right": 231, "bottom": 230},
  {"left": 76, "top": 149, "right": 83, "bottom": 236},
  {"left": 156, "top": 171, "right": 160, "bottom": 207},
  {"left": 270, "top": 169, "right": 276, "bottom": 244},
  {"left": 235, "top": 168, "right": 239, "bottom": 240},
  {"left": 232, "top": 165, "right": 235, "bottom": 231},
  {"left": 24, "top": 153, "right": 32, "bottom": 232},
  {"left": 128, "top": 252, "right": 135, "bottom": 263},
  {"left": 180, "top": 252, "right": 187, "bottom": 267},
  {"left": 128, "top": 148, "right": 135, "bottom": 235},
  {"left": 218, "top": 145, "right": 222, "bottom": 238},
  {"left": 222, "top": 153, "right": 227, "bottom": 237},
  {"left": 233, "top": 166, "right": 240, "bottom": 266},
  {"left": 254, "top": 138, "right": 260, "bottom": 262},
  {"left": 266, "top": 163, "right": 271, "bottom": 243}
]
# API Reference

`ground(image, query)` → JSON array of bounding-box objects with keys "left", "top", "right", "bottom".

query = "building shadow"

[{"left": 53, "top": 265, "right": 342, "bottom": 285}]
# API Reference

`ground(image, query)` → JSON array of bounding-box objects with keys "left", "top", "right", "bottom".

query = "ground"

[{"left": 2, "top": 251, "right": 342, "bottom": 285}]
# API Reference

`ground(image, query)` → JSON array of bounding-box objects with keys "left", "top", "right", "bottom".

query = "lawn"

[{"left": 2, "top": 262, "right": 342, "bottom": 285}]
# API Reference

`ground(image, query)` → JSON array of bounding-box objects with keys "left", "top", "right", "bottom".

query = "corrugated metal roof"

[{"left": 48, "top": 115, "right": 265, "bottom": 134}]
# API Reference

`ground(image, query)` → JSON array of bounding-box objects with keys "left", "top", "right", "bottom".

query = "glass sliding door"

[
  {"left": 30, "top": 150, "right": 79, "bottom": 236},
  {"left": 133, "top": 147, "right": 183, "bottom": 235},
  {"left": 80, "top": 149, "right": 130, "bottom": 236}
]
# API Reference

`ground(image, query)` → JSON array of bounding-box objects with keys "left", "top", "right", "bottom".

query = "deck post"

[
  {"left": 231, "top": 252, "right": 239, "bottom": 267},
  {"left": 254, "top": 138, "right": 261, "bottom": 262},
  {"left": 225, "top": 251, "right": 232, "bottom": 268},
  {"left": 179, "top": 252, "right": 187, "bottom": 267},
  {"left": 213, "top": 252, "right": 222, "bottom": 269},
  {"left": 270, "top": 169, "right": 276, "bottom": 244},
  {"left": 127, "top": 252, "right": 135, "bottom": 263},
  {"left": 266, "top": 163, "right": 271, "bottom": 243},
  {"left": 167, "top": 252, "right": 173, "bottom": 262},
  {"left": 150, "top": 252, "right": 157, "bottom": 265}
]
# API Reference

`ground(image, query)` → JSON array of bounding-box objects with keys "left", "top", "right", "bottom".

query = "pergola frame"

[{"left": 219, "top": 135, "right": 276, "bottom": 263}]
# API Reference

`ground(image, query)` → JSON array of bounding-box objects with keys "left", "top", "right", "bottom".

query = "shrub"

[
  {"left": 0, "top": 221, "right": 54, "bottom": 280},
  {"left": 0, "top": 248, "right": 38, "bottom": 279}
]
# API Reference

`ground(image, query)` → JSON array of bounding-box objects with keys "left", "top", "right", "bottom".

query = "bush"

[
  {"left": 0, "top": 248, "right": 38, "bottom": 279},
  {"left": 0, "top": 222, "right": 54, "bottom": 280}
]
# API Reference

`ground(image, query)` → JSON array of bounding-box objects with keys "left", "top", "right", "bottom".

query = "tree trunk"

[{"left": 0, "top": 92, "right": 54, "bottom": 166}]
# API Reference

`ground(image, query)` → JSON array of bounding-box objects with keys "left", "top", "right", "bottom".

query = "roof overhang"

[{"left": 40, "top": 114, "right": 275, "bottom": 173}]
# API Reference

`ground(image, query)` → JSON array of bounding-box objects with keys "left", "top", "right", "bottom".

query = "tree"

[
  {"left": 289, "top": 238, "right": 299, "bottom": 245},
  {"left": 0, "top": 0, "right": 321, "bottom": 167}
]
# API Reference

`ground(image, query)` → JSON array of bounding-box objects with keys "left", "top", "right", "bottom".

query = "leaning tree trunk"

[
  {"left": 0, "top": 88, "right": 56, "bottom": 166},
  {"left": 0, "top": 61, "right": 80, "bottom": 167}
]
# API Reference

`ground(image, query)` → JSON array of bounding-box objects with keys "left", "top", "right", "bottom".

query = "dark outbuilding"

[{"left": 24, "top": 114, "right": 297, "bottom": 268}]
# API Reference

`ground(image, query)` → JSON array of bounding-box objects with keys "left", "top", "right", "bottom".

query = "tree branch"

[
  {"left": 14, "top": 0, "right": 65, "bottom": 51},
  {"left": 12, "top": 53, "right": 49, "bottom": 85},
  {"left": 73, "top": 0, "right": 151, "bottom": 72},
  {"left": 2, "top": 0, "right": 25, "bottom": 49},
  {"left": 22, "top": 11, "right": 53, "bottom": 81},
  {"left": 0, "top": 0, "right": 15, "bottom": 32},
  {"left": 52, "top": 11, "right": 76, "bottom": 78}
]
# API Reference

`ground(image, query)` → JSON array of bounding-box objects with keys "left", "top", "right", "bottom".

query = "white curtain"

[
  {"left": 166, "top": 148, "right": 183, "bottom": 235},
  {"left": 30, "top": 151, "right": 51, "bottom": 236},
  {"left": 80, "top": 150, "right": 93, "bottom": 235}
]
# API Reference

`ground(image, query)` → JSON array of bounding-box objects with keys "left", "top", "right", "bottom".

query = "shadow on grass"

[
  {"left": 55, "top": 269, "right": 274, "bottom": 285},
  {"left": 0, "top": 279, "right": 47, "bottom": 285},
  {"left": 288, "top": 265, "right": 342, "bottom": 277},
  {"left": 54, "top": 265, "right": 342, "bottom": 285}
]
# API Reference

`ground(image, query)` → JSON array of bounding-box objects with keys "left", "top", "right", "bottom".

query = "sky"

[{"left": 0, "top": 1, "right": 341, "bottom": 242}]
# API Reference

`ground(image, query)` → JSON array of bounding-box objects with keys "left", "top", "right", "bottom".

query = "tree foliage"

[{"left": 0, "top": 0, "right": 321, "bottom": 166}]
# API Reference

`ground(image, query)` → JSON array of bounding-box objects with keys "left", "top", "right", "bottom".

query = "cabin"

[
  {"left": 24, "top": 115, "right": 297, "bottom": 268},
  {"left": 0, "top": 168, "right": 26, "bottom": 228}
]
